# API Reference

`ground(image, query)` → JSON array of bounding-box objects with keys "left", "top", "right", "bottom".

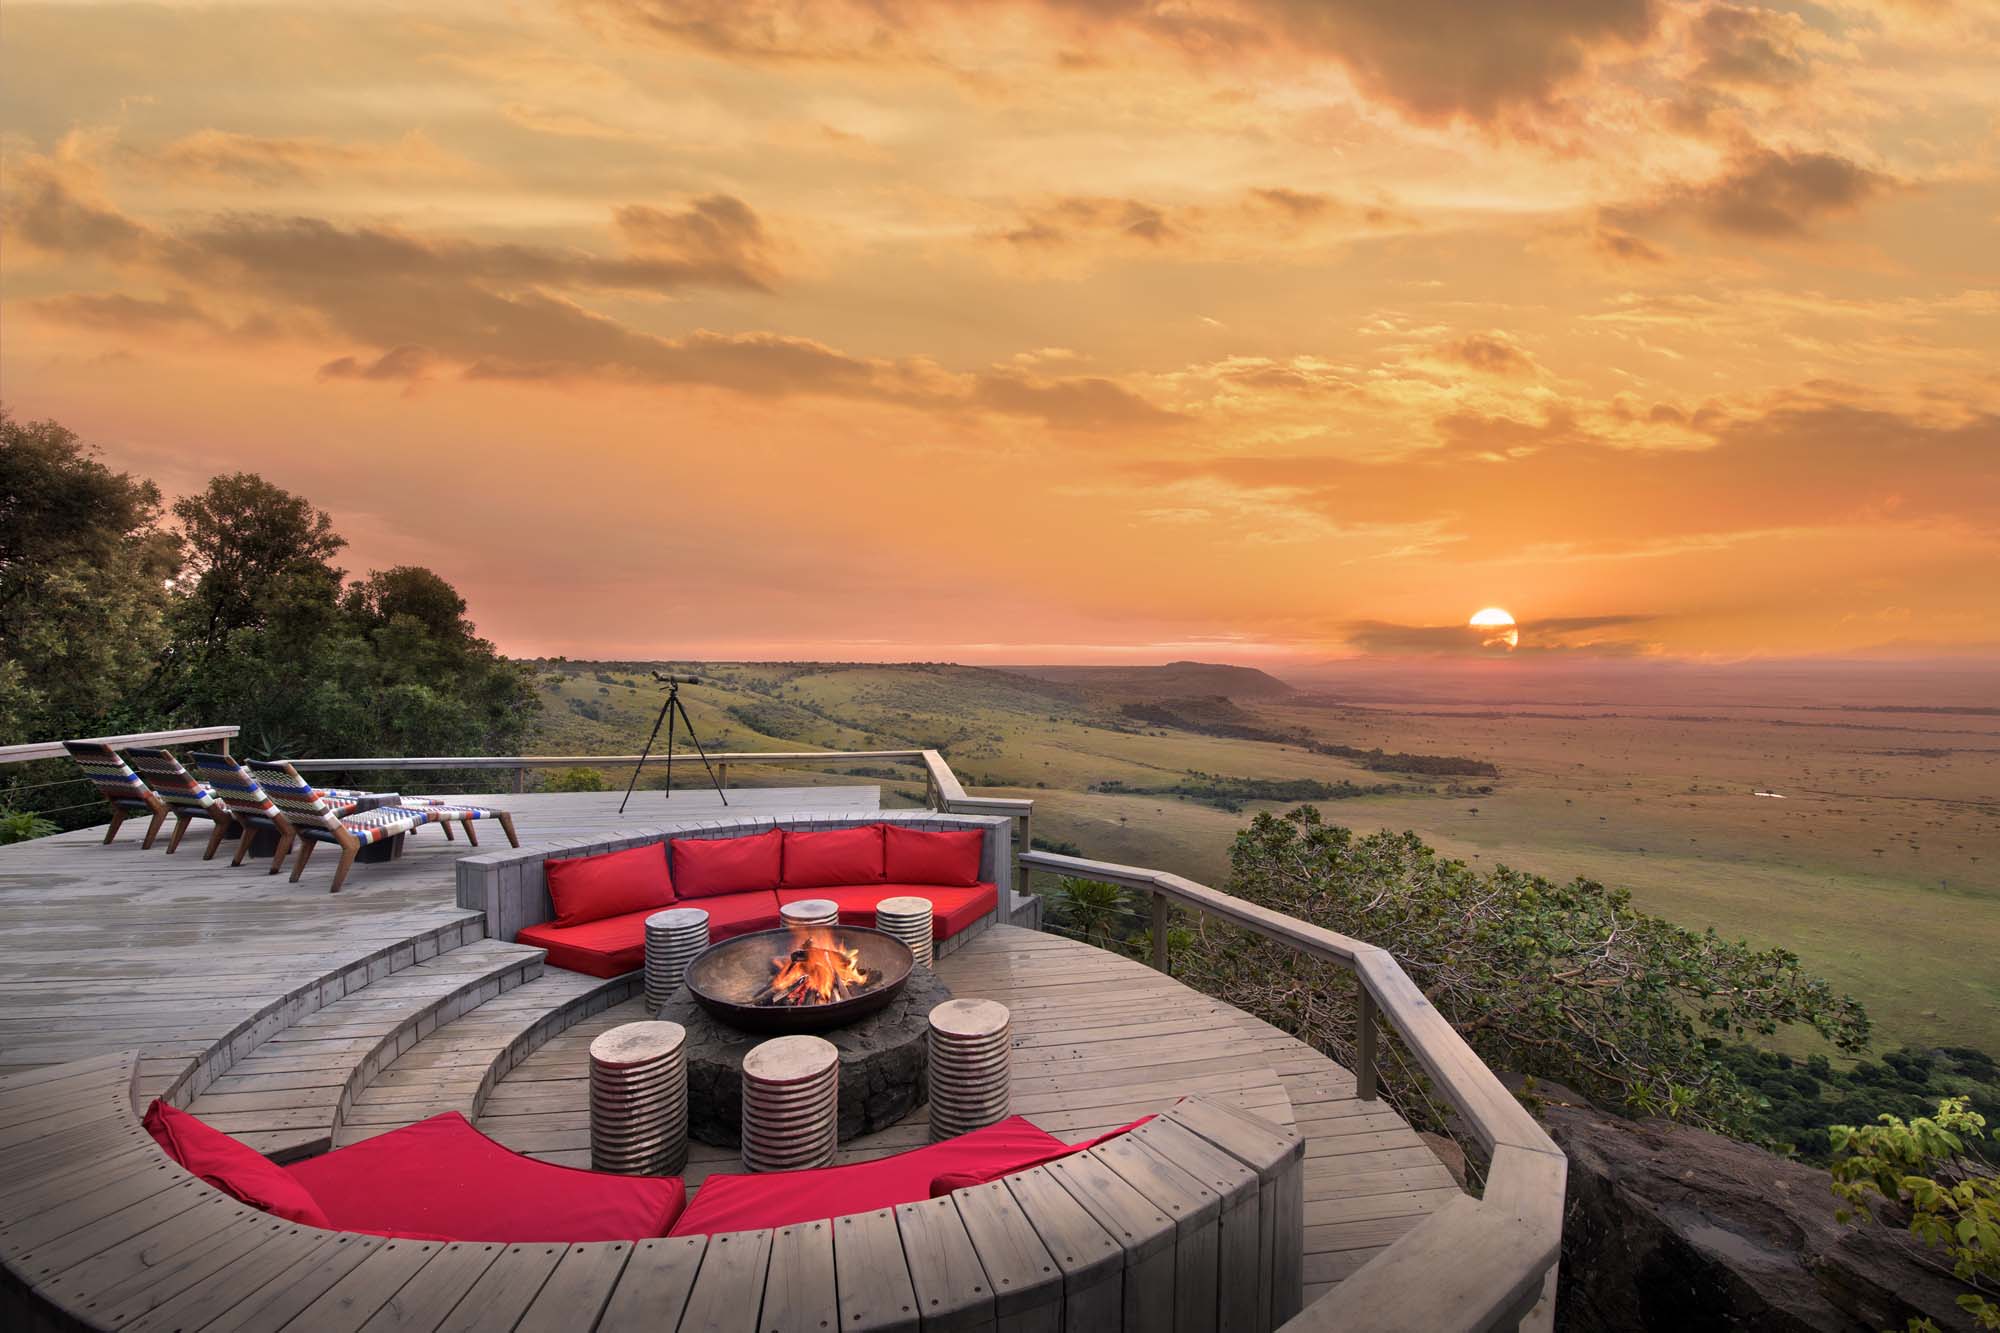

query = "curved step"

[
  {"left": 184, "top": 939, "right": 546, "bottom": 1161},
  {"left": 333, "top": 969, "right": 640, "bottom": 1148}
]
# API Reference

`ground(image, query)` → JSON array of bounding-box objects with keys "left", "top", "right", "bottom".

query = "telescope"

[{"left": 618, "top": 672, "right": 727, "bottom": 813}]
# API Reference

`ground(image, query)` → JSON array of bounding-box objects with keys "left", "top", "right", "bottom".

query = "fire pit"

[{"left": 684, "top": 926, "right": 915, "bottom": 1035}]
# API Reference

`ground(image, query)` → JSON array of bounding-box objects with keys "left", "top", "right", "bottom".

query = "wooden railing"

[
  {"left": 1019, "top": 848, "right": 1566, "bottom": 1333},
  {"left": 0, "top": 725, "right": 240, "bottom": 766},
  {"left": 283, "top": 748, "right": 1037, "bottom": 887}
]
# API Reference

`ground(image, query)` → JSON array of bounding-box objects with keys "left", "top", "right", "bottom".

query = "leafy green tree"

[
  {"left": 0, "top": 408, "right": 179, "bottom": 740},
  {"left": 1830, "top": 1098, "right": 1998, "bottom": 1330},
  {"left": 1175, "top": 806, "right": 1871, "bottom": 1137},
  {"left": 544, "top": 767, "right": 610, "bottom": 793},
  {"left": 169, "top": 472, "right": 344, "bottom": 654}
]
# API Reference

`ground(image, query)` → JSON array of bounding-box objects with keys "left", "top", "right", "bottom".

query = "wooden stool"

[
  {"left": 928, "top": 999, "right": 1011, "bottom": 1141},
  {"left": 589, "top": 1021, "right": 688, "bottom": 1175},
  {"left": 779, "top": 898, "right": 839, "bottom": 928},
  {"left": 645, "top": 907, "right": 710, "bottom": 1012},
  {"left": 875, "top": 896, "right": 934, "bottom": 968},
  {"left": 740, "top": 1035, "right": 840, "bottom": 1172}
]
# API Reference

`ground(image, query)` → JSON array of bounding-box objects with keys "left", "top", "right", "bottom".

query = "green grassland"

[{"left": 523, "top": 660, "right": 2000, "bottom": 1055}]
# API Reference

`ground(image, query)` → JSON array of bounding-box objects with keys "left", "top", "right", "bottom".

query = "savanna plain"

[{"left": 526, "top": 658, "right": 1999, "bottom": 1058}]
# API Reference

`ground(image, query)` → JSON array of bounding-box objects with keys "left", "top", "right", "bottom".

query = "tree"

[
  {"left": 1175, "top": 806, "right": 1871, "bottom": 1138},
  {"left": 169, "top": 472, "right": 345, "bottom": 653},
  {"left": 0, "top": 408, "right": 179, "bottom": 741},
  {"left": 1830, "top": 1098, "right": 1999, "bottom": 1330}
]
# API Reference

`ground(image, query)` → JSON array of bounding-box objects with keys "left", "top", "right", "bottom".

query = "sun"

[{"left": 1469, "top": 606, "right": 1519, "bottom": 651}]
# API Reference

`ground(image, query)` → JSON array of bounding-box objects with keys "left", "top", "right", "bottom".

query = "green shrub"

[{"left": 543, "top": 767, "right": 608, "bottom": 793}]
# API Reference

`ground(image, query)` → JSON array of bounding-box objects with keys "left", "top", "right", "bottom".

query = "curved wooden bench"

[{"left": 0, "top": 1050, "right": 1303, "bottom": 1332}]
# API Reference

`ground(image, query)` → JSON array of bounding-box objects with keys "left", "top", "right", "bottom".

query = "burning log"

[{"left": 756, "top": 929, "right": 879, "bottom": 1008}]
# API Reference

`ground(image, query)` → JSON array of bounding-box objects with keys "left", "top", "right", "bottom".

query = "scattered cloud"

[
  {"left": 318, "top": 344, "right": 440, "bottom": 381},
  {"left": 1342, "top": 613, "right": 1657, "bottom": 655},
  {"left": 1432, "top": 332, "right": 1539, "bottom": 376},
  {"left": 1636, "top": 146, "right": 1898, "bottom": 238},
  {"left": 142, "top": 129, "right": 468, "bottom": 185},
  {"left": 1688, "top": 3, "right": 1813, "bottom": 90}
]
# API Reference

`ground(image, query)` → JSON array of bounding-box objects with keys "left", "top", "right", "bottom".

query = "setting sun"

[{"left": 1470, "top": 607, "right": 1519, "bottom": 652}]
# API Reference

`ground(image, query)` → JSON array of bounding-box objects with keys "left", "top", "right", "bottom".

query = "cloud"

[
  {"left": 575, "top": 0, "right": 1663, "bottom": 124},
  {"left": 1638, "top": 146, "right": 1897, "bottom": 238},
  {"left": 992, "top": 187, "right": 1409, "bottom": 260},
  {"left": 319, "top": 345, "right": 440, "bottom": 381},
  {"left": 1688, "top": 3, "right": 1813, "bottom": 90},
  {"left": 143, "top": 129, "right": 467, "bottom": 185},
  {"left": 1593, "top": 222, "right": 1668, "bottom": 263},
  {"left": 34, "top": 289, "right": 218, "bottom": 333},
  {"left": 971, "top": 369, "right": 1182, "bottom": 427},
  {"left": 1342, "top": 614, "right": 1657, "bottom": 655},
  {"left": 613, "top": 195, "right": 775, "bottom": 284},
  {"left": 1432, "top": 332, "right": 1539, "bottom": 376}
]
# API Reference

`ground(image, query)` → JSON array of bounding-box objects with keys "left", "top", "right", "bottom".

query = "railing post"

[
  {"left": 718, "top": 762, "right": 728, "bottom": 789},
  {"left": 1356, "top": 977, "right": 1379, "bottom": 1102},
  {"left": 511, "top": 766, "right": 525, "bottom": 795},
  {"left": 1151, "top": 891, "right": 1169, "bottom": 974}
]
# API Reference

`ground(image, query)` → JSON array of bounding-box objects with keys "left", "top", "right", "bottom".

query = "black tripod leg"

[
  {"left": 662, "top": 690, "right": 678, "bottom": 797},
  {"left": 620, "top": 694, "right": 674, "bottom": 815},
  {"left": 673, "top": 694, "right": 730, "bottom": 806}
]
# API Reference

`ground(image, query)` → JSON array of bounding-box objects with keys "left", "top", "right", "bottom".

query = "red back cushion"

[
  {"left": 286, "top": 1112, "right": 683, "bottom": 1242},
  {"left": 928, "top": 1114, "right": 1157, "bottom": 1196},
  {"left": 669, "top": 1116, "right": 1064, "bottom": 1236},
  {"left": 883, "top": 825, "right": 983, "bottom": 888},
  {"left": 544, "top": 843, "right": 675, "bottom": 928},
  {"left": 142, "top": 1099, "right": 332, "bottom": 1227},
  {"left": 781, "top": 824, "right": 887, "bottom": 889},
  {"left": 671, "top": 828, "right": 783, "bottom": 897}
]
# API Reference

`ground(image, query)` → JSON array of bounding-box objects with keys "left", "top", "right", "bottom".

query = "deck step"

[
  {"left": 183, "top": 939, "right": 547, "bottom": 1161},
  {"left": 332, "top": 969, "right": 639, "bottom": 1148}
]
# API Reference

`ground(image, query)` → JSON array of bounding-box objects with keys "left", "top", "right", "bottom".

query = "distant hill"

[{"left": 1010, "top": 661, "right": 1295, "bottom": 702}]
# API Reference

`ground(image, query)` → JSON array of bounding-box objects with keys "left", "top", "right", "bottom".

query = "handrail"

[
  {"left": 1020, "top": 847, "right": 1566, "bottom": 1333},
  {"left": 0, "top": 725, "right": 240, "bottom": 766}
]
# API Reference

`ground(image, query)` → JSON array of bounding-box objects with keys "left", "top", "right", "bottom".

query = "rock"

[
  {"left": 1546, "top": 1099, "right": 1976, "bottom": 1332},
  {"left": 1418, "top": 1131, "right": 1468, "bottom": 1187}
]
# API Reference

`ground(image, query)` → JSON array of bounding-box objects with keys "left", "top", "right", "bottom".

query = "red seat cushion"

[
  {"left": 883, "top": 826, "right": 984, "bottom": 888},
  {"left": 545, "top": 843, "right": 675, "bottom": 927},
  {"left": 520, "top": 893, "right": 783, "bottom": 977},
  {"left": 143, "top": 1099, "right": 332, "bottom": 1227},
  {"left": 672, "top": 829, "right": 783, "bottom": 897},
  {"left": 286, "top": 1112, "right": 684, "bottom": 1242},
  {"left": 928, "top": 1115, "right": 1156, "bottom": 1196},
  {"left": 777, "top": 883, "right": 997, "bottom": 939},
  {"left": 669, "top": 1116, "right": 1064, "bottom": 1237},
  {"left": 781, "top": 824, "right": 886, "bottom": 889}
]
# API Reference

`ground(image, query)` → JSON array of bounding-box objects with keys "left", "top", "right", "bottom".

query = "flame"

[{"left": 762, "top": 928, "right": 871, "bottom": 1006}]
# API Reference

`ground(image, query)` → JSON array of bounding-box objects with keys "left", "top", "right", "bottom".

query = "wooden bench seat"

[{"left": 0, "top": 1050, "right": 1303, "bottom": 1332}]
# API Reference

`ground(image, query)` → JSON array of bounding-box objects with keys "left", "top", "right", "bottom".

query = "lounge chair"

[
  {"left": 122, "top": 746, "right": 238, "bottom": 857},
  {"left": 185, "top": 750, "right": 357, "bottom": 877},
  {"left": 242, "top": 759, "right": 428, "bottom": 893},
  {"left": 61, "top": 740, "right": 169, "bottom": 847},
  {"left": 385, "top": 795, "right": 520, "bottom": 848}
]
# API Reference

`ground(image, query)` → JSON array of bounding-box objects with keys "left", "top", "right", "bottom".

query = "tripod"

[{"left": 619, "top": 673, "right": 729, "bottom": 814}]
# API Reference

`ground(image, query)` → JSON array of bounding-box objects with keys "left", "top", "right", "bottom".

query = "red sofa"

[
  {"left": 144, "top": 1099, "right": 1147, "bottom": 1244},
  {"left": 516, "top": 823, "right": 999, "bottom": 979}
]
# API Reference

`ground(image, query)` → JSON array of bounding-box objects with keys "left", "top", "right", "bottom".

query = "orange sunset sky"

[{"left": 3, "top": 0, "right": 1997, "bottom": 665}]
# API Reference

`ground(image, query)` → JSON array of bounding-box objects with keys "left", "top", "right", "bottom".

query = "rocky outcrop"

[{"left": 1545, "top": 1098, "right": 1975, "bottom": 1332}]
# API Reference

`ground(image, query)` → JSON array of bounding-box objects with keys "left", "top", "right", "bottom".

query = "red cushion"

[
  {"left": 544, "top": 843, "right": 675, "bottom": 928},
  {"left": 669, "top": 1116, "right": 1064, "bottom": 1237},
  {"left": 286, "top": 1112, "right": 684, "bottom": 1242},
  {"left": 777, "top": 883, "right": 997, "bottom": 939},
  {"left": 781, "top": 824, "right": 886, "bottom": 889},
  {"left": 143, "top": 1099, "right": 332, "bottom": 1227},
  {"left": 928, "top": 1115, "right": 1156, "bottom": 1196},
  {"left": 520, "top": 894, "right": 783, "bottom": 977},
  {"left": 883, "top": 826, "right": 983, "bottom": 888},
  {"left": 672, "top": 829, "right": 783, "bottom": 897}
]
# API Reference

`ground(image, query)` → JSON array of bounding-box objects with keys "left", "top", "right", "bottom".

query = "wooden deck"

[
  {"left": 476, "top": 927, "right": 1455, "bottom": 1307},
  {"left": 0, "top": 781, "right": 1458, "bottom": 1323},
  {"left": 0, "top": 787, "right": 876, "bottom": 1093}
]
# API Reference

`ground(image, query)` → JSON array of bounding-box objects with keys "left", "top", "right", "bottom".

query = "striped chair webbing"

[
  {"left": 123, "top": 747, "right": 223, "bottom": 814},
  {"left": 187, "top": 752, "right": 281, "bottom": 824},
  {"left": 295, "top": 806, "right": 421, "bottom": 847},
  {"left": 385, "top": 801, "right": 501, "bottom": 825},
  {"left": 61, "top": 741, "right": 153, "bottom": 809},
  {"left": 242, "top": 760, "right": 349, "bottom": 835}
]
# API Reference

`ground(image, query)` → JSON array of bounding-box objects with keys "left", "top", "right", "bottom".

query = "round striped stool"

[
  {"left": 876, "top": 896, "right": 934, "bottom": 968},
  {"left": 645, "top": 908, "right": 710, "bottom": 1013},
  {"left": 927, "top": 999, "right": 1011, "bottom": 1141},
  {"left": 589, "top": 1021, "right": 689, "bottom": 1175},
  {"left": 740, "top": 1035, "right": 839, "bottom": 1172},
  {"left": 779, "top": 898, "right": 839, "bottom": 929}
]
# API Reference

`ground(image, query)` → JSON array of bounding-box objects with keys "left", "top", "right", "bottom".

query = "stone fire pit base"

[{"left": 656, "top": 967, "right": 952, "bottom": 1148}]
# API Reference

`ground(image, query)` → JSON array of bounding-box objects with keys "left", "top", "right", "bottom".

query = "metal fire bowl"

[{"left": 684, "top": 926, "right": 915, "bottom": 1035}]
